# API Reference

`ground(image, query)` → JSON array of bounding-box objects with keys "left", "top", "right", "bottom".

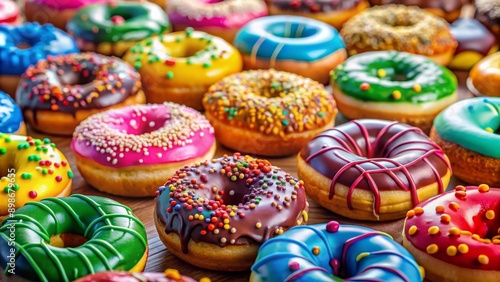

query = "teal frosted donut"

[
  {"left": 251, "top": 221, "right": 423, "bottom": 281},
  {"left": 234, "top": 15, "right": 346, "bottom": 83},
  {"left": 0, "top": 194, "right": 148, "bottom": 281}
]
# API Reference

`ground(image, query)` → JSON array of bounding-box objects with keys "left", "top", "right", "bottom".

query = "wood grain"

[{"left": 22, "top": 71, "right": 471, "bottom": 281}]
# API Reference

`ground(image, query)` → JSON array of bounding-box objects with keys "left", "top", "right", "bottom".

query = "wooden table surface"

[{"left": 21, "top": 71, "right": 471, "bottom": 281}]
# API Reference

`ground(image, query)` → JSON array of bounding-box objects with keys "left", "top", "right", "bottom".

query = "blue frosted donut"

[
  {"left": 251, "top": 221, "right": 423, "bottom": 282},
  {"left": 0, "top": 23, "right": 78, "bottom": 76},
  {"left": 233, "top": 15, "right": 346, "bottom": 83},
  {"left": 0, "top": 90, "right": 24, "bottom": 134}
]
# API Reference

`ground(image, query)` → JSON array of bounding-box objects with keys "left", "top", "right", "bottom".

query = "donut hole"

[
  {"left": 122, "top": 114, "right": 168, "bottom": 135},
  {"left": 16, "top": 42, "right": 31, "bottom": 50},
  {"left": 381, "top": 17, "right": 418, "bottom": 28},
  {"left": 170, "top": 43, "right": 207, "bottom": 58},
  {"left": 267, "top": 22, "right": 318, "bottom": 39},
  {"left": 49, "top": 233, "right": 88, "bottom": 248},
  {"left": 58, "top": 69, "right": 97, "bottom": 86}
]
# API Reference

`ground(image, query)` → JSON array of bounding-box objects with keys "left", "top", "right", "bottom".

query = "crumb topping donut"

[
  {"left": 298, "top": 119, "right": 452, "bottom": 221},
  {"left": 203, "top": 69, "right": 337, "bottom": 156},
  {"left": 476, "top": 0, "right": 500, "bottom": 42},
  {"left": 0, "top": 194, "right": 148, "bottom": 282},
  {"left": 0, "top": 134, "right": 72, "bottom": 218},
  {"left": 75, "top": 269, "right": 209, "bottom": 282},
  {"left": 124, "top": 29, "right": 242, "bottom": 111},
  {"left": 341, "top": 5, "right": 457, "bottom": 65},
  {"left": 66, "top": 1, "right": 171, "bottom": 57},
  {"left": 0, "top": 91, "right": 25, "bottom": 135},
  {"left": 330, "top": 51, "right": 458, "bottom": 132},
  {"left": 252, "top": 221, "right": 424, "bottom": 282},
  {"left": 71, "top": 102, "right": 216, "bottom": 197},
  {"left": 0, "top": 23, "right": 79, "bottom": 97},
  {"left": 368, "top": 0, "right": 468, "bottom": 22},
  {"left": 430, "top": 97, "right": 500, "bottom": 186},
  {"left": 167, "top": 0, "right": 268, "bottom": 43},
  {"left": 0, "top": 0, "right": 21, "bottom": 25},
  {"left": 154, "top": 153, "right": 309, "bottom": 271},
  {"left": 234, "top": 15, "right": 346, "bottom": 84},
  {"left": 16, "top": 52, "right": 146, "bottom": 135},
  {"left": 403, "top": 185, "right": 500, "bottom": 282}
]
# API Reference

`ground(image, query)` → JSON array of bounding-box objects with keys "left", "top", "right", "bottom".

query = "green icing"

[
  {"left": 67, "top": 2, "right": 171, "bottom": 43},
  {"left": 0, "top": 194, "right": 147, "bottom": 281},
  {"left": 434, "top": 97, "right": 500, "bottom": 158},
  {"left": 331, "top": 51, "right": 457, "bottom": 103}
]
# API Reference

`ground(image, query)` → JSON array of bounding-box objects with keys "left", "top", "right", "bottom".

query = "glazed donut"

[
  {"left": 124, "top": 29, "right": 242, "bottom": 111},
  {"left": 24, "top": 0, "right": 105, "bottom": 31},
  {"left": 75, "top": 269, "right": 207, "bottom": 282},
  {"left": 234, "top": 15, "right": 346, "bottom": 84},
  {"left": 267, "top": 0, "right": 369, "bottom": 30},
  {"left": 66, "top": 1, "right": 171, "bottom": 57},
  {"left": 0, "top": 91, "right": 26, "bottom": 135},
  {"left": 252, "top": 221, "right": 423, "bottom": 281},
  {"left": 330, "top": 51, "right": 458, "bottom": 133},
  {"left": 468, "top": 52, "right": 500, "bottom": 97},
  {"left": 476, "top": 0, "right": 500, "bottom": 42},
  {"left": 430, "top": 97, "right": 500, "bottom": 186},
  {"left": 154, "top": 153, "right": 309, "bottom": 271},
  {"left": 71, "top": 102, "right": 216, "bottom": 197},
  {"left": 0, "top": 23, "right": 78, "bottom": 97},
  {"left": 0, "top": 194, "right": 148, "bottom": 281},
  {"left": 167, "top": 0, "right": 267, "bottom": 43},
  {"left": 203, "top": 69, "right": 337, "bottom": 157},
  {"left": 341, "top": 5, "right": 457, "bottom": 65},
  {"left": 403, "top": 184, "right": 500, "bottom": 282},
  {"left": 298, "top": 119, "right": 452, "bottom": 221},
  {"left": 448, "top": 19, "right": 498, "bottom": 71},
  {"left": 0, "top": 0, "right": 21, "bottom": 25},
  {"left": 16, "top": 52, "right": 146, "bottom": 136},
  {"left": 368, "top": 0, "right": 468, "bottom": 22},
  {"left": 0, "top": 134, "right": 72, "bottom": 219}
]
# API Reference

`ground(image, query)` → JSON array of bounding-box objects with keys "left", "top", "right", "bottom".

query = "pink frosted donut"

[
  {"left": 71, "top": 102, "right": 217, "bottom": 197},
  {"left": 0, "top": 0, "right": 21, "bottom": 25},
  {"left": 166, "top": 0, "right": 268, "bottom": 43},
  {"left": 24, "top": 0, "right": 106, "bottom": 30}
]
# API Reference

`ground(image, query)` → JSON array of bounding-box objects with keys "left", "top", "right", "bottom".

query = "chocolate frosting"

[
  {"left": 300, "top": 120, "right": 451, "bottom": 213},
  {"left": 451, "top": 19, "right": 496, "bottom": 56},
  {"left": 369, "top": 0, "right": 468, "bottom": 13},
  {"left": 155, "top": 153, "right": 308, "bottom": 252},
  {"left": 269, "top": 0, "right": 365, "bottom": 13}
]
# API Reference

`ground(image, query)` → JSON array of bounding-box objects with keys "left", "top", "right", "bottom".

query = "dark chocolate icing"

[
  {"left": 155, "top": 153, "right": 308, "bottom": 252},
  {"left": 451, "top": 18, "right": 496, "bottom": 56},
  {"left": 369, "top": 0, "right": 468, "bottom": 13},
  {"left": 269, "top": 0, "right": 365, "bottom": 13}
]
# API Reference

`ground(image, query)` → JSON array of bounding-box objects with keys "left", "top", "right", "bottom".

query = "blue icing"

[
  {"left": 0, "top": 91, "right": 23, "bottom": 133},
  {"left": 234, "top": 15, "right": 345, "bottom": 62},
  {"left": 0, "top": 23, "right": 79, "bottom": 76},
  {"left": 251, "top": 223, "right": 422, "bottom": 282}
]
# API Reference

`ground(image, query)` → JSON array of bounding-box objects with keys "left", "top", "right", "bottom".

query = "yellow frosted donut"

[
  {"left": 123, "top": 28, "right": 243, "bottom": 111},
  {"left": 0, "top": 134, "right": 72, "bottom": 218}
]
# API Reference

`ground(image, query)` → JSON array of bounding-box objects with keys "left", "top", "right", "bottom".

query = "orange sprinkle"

[
  {"left": 478, "top": 255, "right": 489, "bottom": 265},
  {"left": 478, "top": 184, "right": 490, "bottom": 193},
  {"left": 448, "top": 227, "right": 461, "bottom": 236},
  {"left": 486, "top": 210, "right": 495, "bottom": 220},
  {"left": 428, "top": 226, "right": 440, "bottom": 235},
  {"left": 455, "top": 185, "right": 466, "bottom": 191},
  {"left": 455, "top": 191, "right": 466, "bottom": 198},
  {"left": 449, "top": 202, "right": 460, "bottom": 211},
  {"left": 408, "top": 225, "right": 418, "bottom": 236},
  {"left": 406, "top": 210, "right": 415, "bottom": 218},
  {"left": 458, "top": 244, "right": 469, "bottom": 254},
  {"left": 414, "top": 207, "right": 424, "bottom": 215},
  {"left": 440, "top": 214, "right": 451, "bottom": 223},
  {"left": 435, "top": 205, "right": 445, "bottom": 213},
  {"left": 426, "top": 244, "right": 438, "bottom": 254},
  {"left": 446, "top": 246, "right": 457, "bottom": 256}
]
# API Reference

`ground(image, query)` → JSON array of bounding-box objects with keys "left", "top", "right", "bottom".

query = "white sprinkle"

[
  {"left": 149, "top": 121, "right": 155, "bottom": 127},
  {"left": 139, "top": 159, "right": 143, "bottom": 163},
  {"left": 220, "top": 237, "right": 227, "bottom": 243},
  {"left": 112, "top": 159, "right": 118, "bottom": 165},
  {"left": 157, "top": 153, "right": 162, "bottom": 158},
  {"left": 229, "top": 190, "right": 235, "bottom": 195},
  {"left": 230, "top": 239, "right": 235, "bottom": 244},
  {"left": 119, "top": 153, "right": 124, "bottom": 158},
  {"left": 214, "top": 229, "right": 219, "bottom": 234},
  {"left": 144, "top": 152, "right": 149, "bottom": 156},
  {"left": 106, "top": 157, "right": 111, "bottom": 161},
  {"left": 200, "top": 132, "right": 204, "bottom": 137}
]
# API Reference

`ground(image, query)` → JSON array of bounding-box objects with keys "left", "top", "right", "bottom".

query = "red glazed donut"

[{"left": 403, "top": 184, "right": 500, "bottom": 282}]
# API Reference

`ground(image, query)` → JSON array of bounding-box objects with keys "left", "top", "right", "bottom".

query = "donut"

[
  {"left": 66, "top": 1, "right": 171, "bottom": 57},
  {"left": 0, "top": 0, "right": 21, "bottom": 25},
  {"left": 24, "top": 0, "right": 105, "bottom": 31},
  {"left": 267, "top": 0, "right": 369, "bottom": 30},
  {"left": 341, "top": 5, "right": 457, "bottom": 65},
  {"left": 430, "top": 97, "right": 500, "bottom": 186},
  {"left": 0, "top": 194, "right": 148, "bottom": 281},
  {"left": 75, "top": 269, "right": 208, "bottom": 282},
  {"left": 0, "top": 23, "right": 79, "bottom": 97},
  {"left": 252, "top": 221, "right": 424, "bottom": 281},
  {"left": 154, "top": 153, "right": 309, "bottom": 271},
  {"left": 468, "top": 52, "right": 500, "bottom": 97},
  {"left": 167, "top": 0, "right": 268, "bottom": 43},
  {"left": 234, "top": 15, "right": 346, "bottom": 84},
  {"left": 402, "top": 184, "right": 500, "bottom": 282},
  {"left": 448, "top": 18, "right": 498, "bottom": 71},
  {"left": 123, "top": 29, "right": 242, "bottom": 111},
  {"left": 476, "top": 0, "right": 500, "bottom": 42},
  {"left": 368, "top": 0, "right": 468, "bottom": 22},
  {"left": 0, "top": 134, "right": 72, "bottom": 220},
  {"left": 15, "top": 52, "right": 146, "bottom": 136},
  {"left": 330, "top": 51, "right": 458, "bottom": 133},
  {"left": 71, "top": 102, "right": 216, "bottom": 197},
  {"left": 147, "top": 0, "right": 168, "bottom": 9},
  {"left": 298, "top": 119, "right": 452, "bottom": 221},
  {"left": 203, "top": 69, "right": 338, "bottom": 157},
  {"left": 0, "top": 91, "right": 26, "bottom": 135}
]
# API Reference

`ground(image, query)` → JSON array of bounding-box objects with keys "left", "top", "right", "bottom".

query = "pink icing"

[
  {"left": 71, "top": 103, "right": 215, "bottom": 168},
  {"left": 35, "top": 0, "right": 106, "bottom": 10},
  {"left": 169, "top": 11, "right": 267, "bottom": 29}
]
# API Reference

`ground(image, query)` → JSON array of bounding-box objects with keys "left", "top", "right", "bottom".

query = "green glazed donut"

[{"left": 0, "top": 194, "right": 148, "bottom": 282}]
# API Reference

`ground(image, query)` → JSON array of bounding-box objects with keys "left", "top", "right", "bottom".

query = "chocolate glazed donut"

[{"left": 369, "top": 0, "right": 469, "bottom": 22}]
